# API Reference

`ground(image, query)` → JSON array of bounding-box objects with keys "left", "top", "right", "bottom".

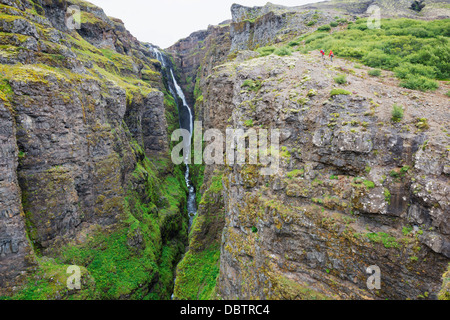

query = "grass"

[
  {"left": 330, "top": 88, "right": 351, "bottom": 96},
  {"left": 172, "top": 244, "right": 221, "bottom": 300},
  {"left": 286, "top": 169, "right": 305, "bottom": 179}
]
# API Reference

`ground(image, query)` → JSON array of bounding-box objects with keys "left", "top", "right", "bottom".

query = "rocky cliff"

[
  {"left": 1, "top": 0, "right": 449, "bottom": 301},
  {"left": 169, "top": 1, "right": 450, "bottom": 300},
  {"left": 0, "top": 0, "right": 188, "bottom": 299}
]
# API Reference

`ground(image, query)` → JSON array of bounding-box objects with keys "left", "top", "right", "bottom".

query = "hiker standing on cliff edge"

[{"left": 329, "top": 50, "right": 334, "bottom": 62}]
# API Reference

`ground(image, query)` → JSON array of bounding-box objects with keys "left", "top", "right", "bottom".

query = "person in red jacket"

[
  {"left": 320, "top": 49, "right": 325, "bottom": 61},
  {"left": 329, "top": 50, "right": 334, "bottom": 62}
]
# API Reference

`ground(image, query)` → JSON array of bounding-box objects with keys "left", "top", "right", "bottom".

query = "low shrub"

[
  {"left": 330, "top": 21, "right": 339, "bottom": 27},
  {"left": 391, "top": 104, "right": 404, "bottom": 122},
  {"left": 318, "top": 25, "right": 331, "bottom": 32},
  {"left": 400, "top": 75, "right": 439, "bottom": 91},
  {"left": 368, "top": 69, "right": 382, "bottom": 77},
  {"left": 274, "top": 46, "right": 292, "bottom": 56},
  {"left": 257, "top": 46, "right": 276, "bottom": 57},
  {"left": 334, "top": 74, "right": 347, "bottom": 84},
  {"left": 394, "top": 63, "right": 437, "bottom": 79}
]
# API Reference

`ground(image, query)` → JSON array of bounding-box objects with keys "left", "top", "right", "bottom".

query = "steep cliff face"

[
  {"left": 204, "top": 54, "right": 449, "bottom": 300},
  {"left": 0, "top": 0, "right": 188, "bottom": 299},
  {"left": 169, "top": 1, "right": 450, "bottom": 300}
]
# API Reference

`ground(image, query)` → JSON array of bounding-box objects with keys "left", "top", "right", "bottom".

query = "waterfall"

[
  {"left": 170, "top": 69, "right": 193, "bottom": 137},
  {"left": 149, "top": 45, "right": 197, "bottom": 226}
]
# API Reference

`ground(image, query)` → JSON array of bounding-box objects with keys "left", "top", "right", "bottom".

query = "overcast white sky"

[{"left": 87, "top": 0, "right": 324, "bottom": 48}]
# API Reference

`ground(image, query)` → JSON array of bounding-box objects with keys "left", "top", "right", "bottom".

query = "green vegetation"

[
  {"left": 257, "top": 46, "right": 276, "bottom": 56},
  {"left": 411, "top": 0, "right": 426, "bottom": 12},
  {"left": 9, "top": 258, "right": 96, "bottom": 300},
  {"left": 384, "top": 188, "right": 392, "bottom": 205},
  {"left": 402, "top": 226, "right": 413, "bottom": 236},
  {"left": 366, "top": 232, "right": 400, "bottom": 249},
  {"left": 244, "top": 119, "right": 254, "bottom": 127},
  {"left": 390, "top": 170, "right": 400, "bottom": 178},
  {"left": 173, "top": 244, "right": 220, "bottom": 300},
  {"left": 287, "top": 169, "right": 305, "bottom": 179},
  {"left": 0, "top": 77, "right": 13, "bottom": 105},
  {"left": 363, "top": 180, "right": 375, "bottom": 190},
  {"left": 11, "top": 146, "right": 188, "bottom": 300},
  {"left": 391, "top": 104, "right": 404, "bottom": 122},
  {"left": 271, "top": 274, "right": 330, "bottom": 300},
  {"left": 288, "top": 39, "right": 302, "bottom": 47},
  {"left": 0, "top": 3, "right": 193, "bottom": 300},
  {"left": 439, "top": 264, "right": 450, "bottom": 300},
  {"left": 274, "top": 46, "right": 292, "bottom": 56},
  {"left": 394, "top": 62, "right": 437, "bottom": 79},
  {"left": 241, "top": 79, "right": 262, "bottom": 92},
  {"left": 334, "top": 74, "right": 347, "bottom": 84},
  {"left": 401, "top": 165, "right": 411, "bottom": 173},
  {"left": 330, "top": 88, "right": 351, "bottom": 96},
  {"left": 415, "top": 118, "right": 430, "bottom": 130},
  {"left": 299, "top": 18, "right": 449, "bottom": 91},
  {"left": 280, "top": 146, "right": 291, "bottom": 159},
  {"left": 57, "top": 153, "right": 187, "bottom": 300},
  {"left": 368, "top": 69, "right": 382, "bottom": 77},
  {"left": 318, "top": 25, "right": 331, "bottom": 32},
  {"left": 174, "top": 171, "right": 224, "bottom": 300},
  {"left": 399, "top": 75, "right": 439, "bottom": 91},
  {"left": 330, "top": 21, "right": 339, "bottom": 28}
]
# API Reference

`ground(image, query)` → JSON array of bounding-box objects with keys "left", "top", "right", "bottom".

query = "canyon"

[{"left": 0, "top": 0, "right": 449, "bottom": 300}]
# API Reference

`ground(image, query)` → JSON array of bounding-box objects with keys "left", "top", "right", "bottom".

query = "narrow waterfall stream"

[
  {"left": 149, "top": 46, "right": 198, "bottom": 300},
  {"left": 150, "top": 45, "right": 198, "bottom": 227}
]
